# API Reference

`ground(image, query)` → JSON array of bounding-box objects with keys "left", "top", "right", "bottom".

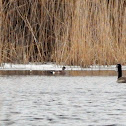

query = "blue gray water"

[{"left": 0, "top": 76, "right": 126, "bottom": 126}]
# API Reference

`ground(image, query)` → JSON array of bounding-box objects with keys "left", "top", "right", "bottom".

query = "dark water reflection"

[
  {"left": 0, "top": 70, "right": 124, "bottom": 76},
  {"left": 0, "top": 75, "right": 126, "bottom": 125}
]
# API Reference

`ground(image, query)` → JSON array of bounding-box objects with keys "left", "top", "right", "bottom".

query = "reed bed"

[{"left": 0, "top": 0, "right": 126, "bottom": 66}]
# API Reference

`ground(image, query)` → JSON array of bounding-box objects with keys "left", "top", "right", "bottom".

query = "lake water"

[{"left": 0, "top": 75, "right": 126, "bottom": 126}]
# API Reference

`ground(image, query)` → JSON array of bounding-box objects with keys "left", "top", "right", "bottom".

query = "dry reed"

[{"left": 0, "top": 0, "right": 126, "bottom": 66}]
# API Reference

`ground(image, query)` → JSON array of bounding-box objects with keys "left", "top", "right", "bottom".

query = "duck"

[
  {"left": 116, "top": 64, "right": 126, "bottom": 83},
  {"left": 49, "top": 66, "right": 66, "bottom": 75}
]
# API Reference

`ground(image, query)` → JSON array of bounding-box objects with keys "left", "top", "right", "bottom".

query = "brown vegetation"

[{"left": 0, "top": 0, "right": 126, "bottom": 66}]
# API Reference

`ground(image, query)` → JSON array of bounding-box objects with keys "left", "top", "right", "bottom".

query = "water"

[{"left": 0, "top": 75, "right": 126, "bottom": 126}]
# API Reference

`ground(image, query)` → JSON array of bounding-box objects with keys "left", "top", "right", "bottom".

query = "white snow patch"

[{"left": 0, "top": 63, "right": 125, "bottom": 71}]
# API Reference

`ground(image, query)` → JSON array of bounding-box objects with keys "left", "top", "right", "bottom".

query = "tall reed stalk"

[{"left": 0, "top": 0, "right": 126, "bottom": 66}]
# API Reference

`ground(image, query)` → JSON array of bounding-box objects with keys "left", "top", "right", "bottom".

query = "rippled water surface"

[{"left": 0, "top": 76, "right": 126, "bottom": 126}]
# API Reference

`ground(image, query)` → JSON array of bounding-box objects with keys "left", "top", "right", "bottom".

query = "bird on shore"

[
  {"left": 116, "top": 64, "right": 126, "bottom": 83},
  {"left": 49, "top": 66, "right": 66, "bottom": 75}
]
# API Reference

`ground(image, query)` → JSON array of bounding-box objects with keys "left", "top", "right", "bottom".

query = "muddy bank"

[{"left": 0, "top": 70, "right": 122, "bottom": 76}]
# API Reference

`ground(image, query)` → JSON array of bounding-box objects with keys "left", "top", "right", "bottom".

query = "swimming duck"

[
  {"left": 50, "top": 66, "right": 66, "bottom": 75},
  {"left": 116, "top": 64, "right": 126, "bottom": 83}
]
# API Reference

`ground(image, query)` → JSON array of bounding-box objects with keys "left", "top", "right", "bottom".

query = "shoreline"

[
  {"left": 0, "top": 70, "right": 118, "bottom": 76},
  {"left": 0, "top": 63, "right": 122, "bottom": 76}
]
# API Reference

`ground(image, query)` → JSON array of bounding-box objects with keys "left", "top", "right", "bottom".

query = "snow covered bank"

[{"left": 0, "top": 63, "right": 122, "bottom": 71}]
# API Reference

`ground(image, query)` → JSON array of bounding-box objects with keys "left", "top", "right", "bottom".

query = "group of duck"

[
  {"left": 49, "top": 66, "right": 66, "bottom": 75},
  {"left": 49, "top": 64, "right": 126, "bottom": 83}
]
